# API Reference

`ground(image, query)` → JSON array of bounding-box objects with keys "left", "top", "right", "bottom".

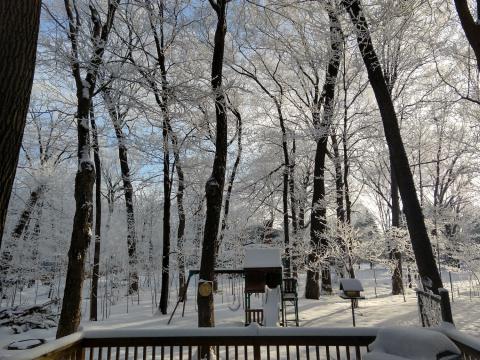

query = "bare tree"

[
  {"left": 454, "top": 0, "right": 480, "bottom": 71},
  {"left": 305, "top": 3, "right": 343, "bottom": 299},
  {"left": 342, "top": 0, "right": 443, "bottom": 293},
  {"left": 197, "top": 0, "right": 228, "bottom": 329},
  {"left": 56, "top": 0, "right": 120, "bottom": 338},
  {"left": 0, "top": 1, "right": 41, "bottom": 249}
]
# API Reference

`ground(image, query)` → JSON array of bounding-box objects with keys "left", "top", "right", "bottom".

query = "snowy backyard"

[
  {"left": 2, "top": 265, "right": 480, "bottom": 358},
  {"left": 3, "top": 0, "right": 480, "bottom": 358}
]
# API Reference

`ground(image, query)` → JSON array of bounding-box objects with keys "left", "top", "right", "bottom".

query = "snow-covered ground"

[{"left": 1, "top": 265, "right": 480, "bottom": 358}]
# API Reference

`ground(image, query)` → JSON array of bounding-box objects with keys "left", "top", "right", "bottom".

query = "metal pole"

[
  {"left": 449, "top": 272, "right": 454, "bottom": 303},
  {"left": 351, "top": 299, "right": 356, "bottom": 327}
]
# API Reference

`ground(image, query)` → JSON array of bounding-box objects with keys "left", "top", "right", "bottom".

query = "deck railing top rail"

[
  {"left": 8, "top": 325, "right": 480, "bottom": 360},
  {"left": 10, "top": 326, "right": 379, "bottom": 360}
]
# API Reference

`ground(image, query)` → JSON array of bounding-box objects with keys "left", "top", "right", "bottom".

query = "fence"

[
  {"left": 16, "top": 327, "right": 378, "bottom": 360},
  {"left": 415, "top": 288, "right": 454, "bottom": 327},
  {"left": 11, "top": 325, "right": 480, "bottom": 360}
]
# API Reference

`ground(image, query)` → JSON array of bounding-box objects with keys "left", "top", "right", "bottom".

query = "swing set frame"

[{"left": 168, "top": 269, "right": 245, "bottom": 325}]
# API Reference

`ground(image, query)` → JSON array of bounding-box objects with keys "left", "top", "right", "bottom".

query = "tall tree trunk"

[
  {"left": 332, "top": 133, "right": 354, "bottom": 278},
  {"left": 218, "top": 104, "right": 243, "bottom": 251},
  {"left": 289, "top": 138, "right": 299, "bottom": 277},
  {"left": 159, "top": 111, "right": 171, "bottom": 315},
  {"left": 305, "top": 6, "right": 343, "bottom": 299},
  {"left": 144, "top": 0, "right": 186, "bottom": 310},
  {"left": 0, "top": 1, "right": 41, "bottom": 249},
  {"left": 57, "top": 0, "right": 119, "bottom": 338},
  {"left": 0, "top": 186, "right": 44, "bottom": 294},
  {"left": 175, "top": 156, "right": 186, "bottom": 296},
  {"left": 89, "top": 105, "right": 102, "bottom": 321},
  {"left": 342, "top": 0, "right": 443, "bottom": 293},
  {"left": 454, "top": 0, "right": 480, "bottom": 71},
  {"left": 10, "top": 185, "right": 45, "bottom": 244},
  {"left": 277, "top": 103, "right": 292, "bottom": 277},
  {"left": 101, "top": 84, "right": 139, "bottom": 296},
  {"left": 108, "top": 104, "right": 139, "bottom": 295},
  {"left": 390, "top": 159, "right": 403, "bottom": 295},
  {"left": 56, "top": 94, "right": 95, "bottom": 338},
  {"left": 342, "top": 61, "right": 352, "bottom": 225},
  {"left": 197, "top": 0, "right": 228, "bottom": 329}
]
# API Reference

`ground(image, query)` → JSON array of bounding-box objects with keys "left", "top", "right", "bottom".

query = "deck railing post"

[
  {"left": 439, "top": 288, "right": 454, "bottom": 325},
  {"left": 254, "top": 344, "right": 261, "bottom": 360}
]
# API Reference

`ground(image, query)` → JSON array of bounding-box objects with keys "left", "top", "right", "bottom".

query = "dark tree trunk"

[
  {"left": 89, "top": 105, "right": 102, "bottom": 321},
  {"left": 218, "top": 104, "right": 242, "bottom": 251},
  {"left": 159, "top": 112, "right": 171, "bottom": 315},
  {"left": 110, "top": 111, "right": 138, "bottom": 295},
  {"left": 454, "top": 0, "right": 480, "bottom": 71},
  {"left": 289, "top": 139, "right": 299, "bottom": 277},
  {"left": 342, "top": 0, "right": 443, "bottom": 293},
  {"left": 332, "top": 133, "right": 354, "bottom": 278},
  {"left": 0, "top": 1, "right": 41, "bottom": 249},
  {"left": 56, "top": 95, "right": 95, "bottom": 338},
  {"left": 390, "top": 159, "right": 403, "bottom": 295},
  {"left": 342, "top": 81, "right": 352, "bottom": 224},
  {"left": 305, "top": 7, "right": 343, "bottom": 299},
  {"left": 197, "top": 0, "right": 228, "bottom": 329},
  {"left": 144, "top": 0, "right": 186, "bottom": 310},
  {"left": 57, "top": 0, "right": 119, "bottom": 338},
  {"left": 276, "top": 102, "right": 292, "bottom": 277},
  {"left": 332, "top": 134, "right": 345, "bottom": 225},
  {"left": 0, "top": 186, "right": 44, "bottom": 294},
  {"left": 10, "top": 185, "right": 45, "bottom": 244},
  {"left": 175, "top": 154, "right": 186, "bottom": 295},
  {"left": 307, "top": 136, "right": 331, "bottom": 298}
]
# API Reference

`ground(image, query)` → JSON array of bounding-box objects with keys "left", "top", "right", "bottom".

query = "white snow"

[
  {"left": 244, "top": 248, "right": 282, "bottom": 268},
  {"left": 364, "top": 327, "right": 460, "bottom": 359},
  {"left": 7, "top": 339, "right": 43, "bottom": 350},
  {"left": 2, "top": 266, "right": 480, "bottom": 358},
  {"left": 7, "top": 332, "right": 82, "bottom": 360},
  {"left": 81, "top": 80, "right": 90, "bottom": 99}
]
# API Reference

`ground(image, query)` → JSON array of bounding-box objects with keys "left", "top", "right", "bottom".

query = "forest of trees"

[{"left": 1, "top": 0, "right": 480, "bottom": 338}]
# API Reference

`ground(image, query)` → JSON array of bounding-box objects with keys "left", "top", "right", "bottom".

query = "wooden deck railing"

[
  {"left": 11, "top": 325, "right": 480, "bottom": 360},
  {"left": 17, "top": 327, "right": 377, "bottom": 360}
]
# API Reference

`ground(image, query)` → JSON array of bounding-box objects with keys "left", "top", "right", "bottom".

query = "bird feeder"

[{"left": 339, "top": 278, "right": 365, "bottom": 327}]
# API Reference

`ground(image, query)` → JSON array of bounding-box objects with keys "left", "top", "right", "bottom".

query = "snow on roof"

[
  {"left": 244, "top": 248, "right": 282, "bottom": 268},
  {"left": 339, "top": 278, "right": 364, "bottom": 292}
]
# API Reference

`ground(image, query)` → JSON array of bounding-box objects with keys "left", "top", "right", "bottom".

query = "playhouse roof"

[{"left": 244, "top": 248, "right": 282, "bottom": 269}]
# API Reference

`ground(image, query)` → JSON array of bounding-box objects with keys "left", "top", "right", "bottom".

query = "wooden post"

[
  {"left": 439, "top": 288, "right": 454, "bottom": 324},
  {"left": 254, "top": 344, "right": 261, "bottom": 360},
  {"left": 470, "top": 273, "right": 472, "bottom": 300}
]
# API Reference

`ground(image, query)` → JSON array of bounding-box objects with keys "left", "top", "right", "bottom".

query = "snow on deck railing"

[
  {"left": 440, "top": 323, "right": 480, "bottom": 354},
  {"left": 6, "top": 326, "right": 379, "bottom": 359},
  {"left": 6, "top": 331, "right": 83, "bottom": 360},
  {"left": 82, "top": 325, "right": 380, "bottom": 339}
]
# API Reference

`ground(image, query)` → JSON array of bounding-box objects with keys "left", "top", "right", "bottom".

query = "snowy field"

[{"left": 1, "top": 265, "right": 480, "bottom": 358}]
